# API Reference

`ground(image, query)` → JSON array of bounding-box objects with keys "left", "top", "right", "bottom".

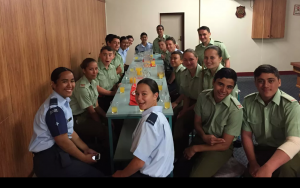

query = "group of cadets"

[{"left": 28, "top": 24, "right": 300, "bottom": 177}]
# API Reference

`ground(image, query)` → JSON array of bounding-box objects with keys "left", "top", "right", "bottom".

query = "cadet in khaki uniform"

[
  {"left": 195, "top": 26, "right": 230, "bottom": 67},
  {"left": 173, "top": 49, "right": 202, "bottom": 158},
  {"left": 158, "top": 39, "right": 169, "bottom": 61},
  {"left": 153, "top": 25, "right": 171, "bottom": 54},
  {"left": 104, "top": 34, "right": 124, "bottom": 79},
  {"left": 202, "top": 46, "right": 238, "bottom": 98},
  {"left": 183, "top": 68, "right": 243, "bottom": 177},
  {"left": 242, "top": 65, "right": 300, "bottom": 177},
  {"left": 70, "top": 58, "right": 111, "bottom": 147},
  {"left": 96, "top": 46, "right": 120, "bottom": 113}
]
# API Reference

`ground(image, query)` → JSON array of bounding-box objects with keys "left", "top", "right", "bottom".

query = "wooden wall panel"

[
  {"left": 252, "top": 0, "right": 272, "bottom": 38},
  {"left": 100, "top": 1, "right": 106, "bottom": 46},
  {"left": 0, "top": 0, "right": 12, "bottom": 122},
  {"left": 270, "top": 0, "right": 287, "bottom": 38},
  {"left": 43, "top": 0, "right": 71, "bottom": 71},
  {"left": 0, "top": 0, "right": 49, "bottom": 177}
]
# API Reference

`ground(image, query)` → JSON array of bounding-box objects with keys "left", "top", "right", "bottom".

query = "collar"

[
  {"left": 206, "top": 90, "right": 231, "bottom": 107},
  {"left": 51, "top": 91, "right": 70, "bottom": 105},
  {"left": 98, "top": 60, "right": 112, "bottom": 70},
  {"left": 185, "top": 64, "right": 202, "bottom": 78},
  {"left": 205, "top": 63, "right": 223, "bottom": 76},
  {"left": 126, "top": 47, "right": 129, "bottom": 51},
  {"left": 255, "top": 89, "right": 281, "bottom": 106},
  {"left": 142, "top": 106, "right": 163, "bottom": 117},
  {"left": 80, "top": 75, "right": 95, "bottom": 88},
  {"left": 201, "top": 38, "right": 214, "bottom": 47},
  {"left": 157, "top": 34, "right": 166, "bottom": 40},
  {"left": 118, "top": 48, "right": 127, "bottom": 53},
  {"left": 175, "top": 64, "right": 185, "bottom": 73},
  {"left": 140, "top": 42, "right": 150, "bottom": 48}
]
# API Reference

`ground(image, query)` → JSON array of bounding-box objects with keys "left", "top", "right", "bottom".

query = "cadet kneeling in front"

[
  {"left": 242, "top": 64, "right": 300, "bottom": 177},
  {"left": 183, "top": 68, "right": 243, "bottom": 177},
  {"left": 112, "top": 78, "right": 174, "bottom": 177},
  {"left": 28, "top": 67, "right": 104, "bottom": 177}
]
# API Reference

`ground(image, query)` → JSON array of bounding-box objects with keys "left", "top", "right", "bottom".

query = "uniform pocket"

[
  {"left": 247, "top": 118, "right": 262, "bottom": 139},
  {"left": 270, "top": 117, "right": 285, "bottom": 139},
  {"left": 214, "top": 118, "right": 226, "bottom": 138}
]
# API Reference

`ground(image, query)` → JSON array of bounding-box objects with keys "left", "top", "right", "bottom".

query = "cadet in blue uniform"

[
  {"left": 28, "top": 67, "right": 104, "bottom": 177},
  {"left": 112, "top": 78, "right": 174, "bottom": 177}
]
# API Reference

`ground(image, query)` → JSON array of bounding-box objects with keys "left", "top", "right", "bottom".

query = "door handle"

[{"left": 178, "top": 36, "right": 182, "bottom": 41}]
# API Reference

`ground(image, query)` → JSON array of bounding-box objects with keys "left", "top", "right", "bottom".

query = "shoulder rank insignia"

[
  {"left": 80, "top": 84, "right": 85, "bottom": 87},
  {"left": 146, "top": 113, "right": 158, "bottom": 126},
  {"left": 282, "top": 93, "right": 297, "bottom": 103},
  {"left": 49, "top": 98, "right": 58, "bottom": 106},
  {"left": 231, "top": 97, "right": 243, "bottom": 109}
]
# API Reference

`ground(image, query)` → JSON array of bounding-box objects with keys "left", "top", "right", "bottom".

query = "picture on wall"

[{"left": 294, "top": 4, "right": 300, "bottom": 15}]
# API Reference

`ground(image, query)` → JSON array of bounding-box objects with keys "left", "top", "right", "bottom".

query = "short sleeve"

[
  {"left": 285, "top": 102, "right": 300, "bottom": 138},
  {"left": 224, "top": 109, "right": 243, "bottom": 136},
  {"left": 220, "top": 43, "right": 230, "bottom": 59},
  {"left": 45, "top": 107, "right": 68, "bottom": 137},
  {"left": 75, "top": 88, "right": 94, "bottom": 110},
  {"left": 131, "top": 115, "right": 159, "bottom": 162},
  {"left": 231, "top": 84, "right": 239, "bottom": 99},
  {"left": 242, "top": 100, "right": 252, "bottom": 132},
  {"left": 194, "top": 94, "right": 203, "bottom": 117}
]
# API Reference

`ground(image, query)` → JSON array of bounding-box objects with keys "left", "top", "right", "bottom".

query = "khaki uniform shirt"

[
  {"left": 96, "top": 60, "right": 119, "bottom": 91},
  {"left": 194, "top": 89, "right": 243, "bottom": 140},
  {"left": 242, "top": 89, "right": 300, "bottom": 147},
  {"left": 70, "top": 75, "right": 98, "bottom": 115},
  {"left": 153, "top": 34, "right": 170, "bottom": 54}
]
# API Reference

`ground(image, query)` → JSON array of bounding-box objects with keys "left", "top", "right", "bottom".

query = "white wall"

[
  {"left": 200, "top": 0, "right": 300, "bottom": 72},
  {"left": 105, "top": 0, "right": 200, "bottom": 65},
  {"left": 106, "top": 0, "right": 300, "bottom": 72}
]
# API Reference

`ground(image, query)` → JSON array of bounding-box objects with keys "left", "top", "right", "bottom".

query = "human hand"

[
  {"left": 248, "top": 161, "right": 261, "bottom": 177},
  {"left": 203, "top": 135, "right": 225, "bottom": 146},
  {"left": 172, "top": 102, "right": 178, "bottom": 109},
  {"left": 84, "top": 148, "right": 98, "bottom": 155},
  {"left": 177, "top": 109, "right": 187, "bottom": 119},
  {"left": 112, "top": 170, "right": 124, "bottom": 177},
  {"left": 116, "top": 65, "right": 122, "bottom": 74},
  {"left": 183, "top": 146, "right": 196, "bottom": 160},
  {"left": 84, "top": 153, "right": 97, "bottom": 164},
  {"left": 254, "top": 165, "right": 272, "bottom": 177}
]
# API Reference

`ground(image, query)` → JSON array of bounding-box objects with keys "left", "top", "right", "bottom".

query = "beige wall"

[
  {"left": 105, "top": 0, "right": 200, "bottom": 65},
  {"left": 106, "top": 0, "right": 300, "bottom": 72}
]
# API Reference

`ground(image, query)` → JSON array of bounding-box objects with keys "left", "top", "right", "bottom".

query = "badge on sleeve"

[
  {"left": 146, "top": 113, "right": 158, "bottom": 126},
  {"left": 46, "top": 107, "right": 68, "bottom": 137}
]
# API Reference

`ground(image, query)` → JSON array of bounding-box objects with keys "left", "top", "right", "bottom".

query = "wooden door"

[
  {"left": 43, "top": 0, "right": 71, "bottom": 71},
  {"left": 0, "top": 0, "right": 49, "bottom": 177},
  {"left": 270, "top": 0, "right": 287, "bottom": 38},
  {"left": 252, "top": 0, "right": 273, "bottom": 39}
]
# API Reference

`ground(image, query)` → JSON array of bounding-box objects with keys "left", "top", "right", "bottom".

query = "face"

[
  {"left": 156, "top": 26, "right": 164, "bottom": 36},
  {"left": 183, "top": 52, "right": 198, "bottom": 70},
  {"left": 120, "top": 39, "right": 128, "bottom": 50},
  {"left": 108, "top": 38, "right": 120, "bottom": 51},
  {"left": 135, "top": 83, "right": 158, "bottom": 110},
  {"left": 170, "top": 54, "right": 183, "bottom": 68},
  {"left": 52, "top": 71, "right": 75, "bottom": 98},
  {"left": 128, "top": 38, "right": 134, "bottom": 46},
  {"left": 83, "top": 61, "right": 98, "bottom": 80},
  {"left": 198, "top": 29, "right": 211, "bottom": 44},
  {"left": 204, "top": 49, "right": 222, "bottom": 69},
  {"left": 158, "top": 41, "right": 167, "bottom": 51},
  {"left": 100, "top": 49, "right": 114, "bottom": 67},
  {"left": 255, "top": 73, "right": 281, "bottom": 102},
  {"left": 213, "top": 78, "right": 235, "bottom": 103},
  {"left": 166, "top": 40, "right": 176, "bottom": 52},
  {"left": 141, "top": 35, "right": 148, "bottom": 43}
]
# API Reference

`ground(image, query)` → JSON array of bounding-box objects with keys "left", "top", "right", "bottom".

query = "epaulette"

[
  {"left": 244, "top": 92, "right": 256, "bottom": 99},
  {"left": 201, "top": 89, "right": 212, "bottom": 93},
  {"left": 230, "top": 96, "right": 243, "bottom": 110},
  {"left": 281, "top": 93, "right": 298, "bottom": 103},
  {"left": 146, "top": 113, "right": 158, "bottom": 126}
]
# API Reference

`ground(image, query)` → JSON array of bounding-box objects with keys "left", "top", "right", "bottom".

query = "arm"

[
  {"left": 116, "top": 65, "right": 122, "bottom": 75},
  {"left": 97, "top": 85, "right": 116, "bottom": 96},
  {"left": 112, "top": 156, "right": 145, "bottom": 177},
  {"left": 193, "top": 133, "right": 234, "bottom": 152},
  {"left": 94, "top": 101, "right": 106, "bottom": 118},
  {"left": 177, "top": 95, "right": 190, "bottom": 118},
  {"left": 242, "top": 130, "right": 258, "bottom": 167},
  {"left": 224, "top": 59, "right": 230, "bottom": 68},
  {"left": 86, "top": 105, "right": 101, "bottom": 122},
  {"left": 168, "top": 72, "right": 175, "bottom": 84},
  {"left": 172, "top": 94, "right": 184, "bottom": 109},
  {"left": 54, "top": 133, "right": 95, "bottom": 164},
  {"left": 70, "top": 131, "right": 89, "bottom": 151}
]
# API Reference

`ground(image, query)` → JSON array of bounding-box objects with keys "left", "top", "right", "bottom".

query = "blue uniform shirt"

[
  {"left": 28, "top": 91, "right": 74, "bottom": 153},
  {"left": 118, "top": 48, "right": 128, "bottom": 64},
  {"left": 130, "top": 106, "right": 174, "bottom": 177},
  {"left": 135, "top": 42, "right": 153, "bottom": 54}
]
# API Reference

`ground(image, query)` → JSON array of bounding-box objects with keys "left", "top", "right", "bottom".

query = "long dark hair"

[{"left": 137, "top": 78, "right": 160, "bottom": 102}]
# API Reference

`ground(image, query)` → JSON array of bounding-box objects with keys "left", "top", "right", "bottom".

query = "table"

[
  {"left": 291, "top": 62, "right": 300, "bottom": 102},
  {"left": 106, "top": 55, "right": 173, "bottom": 173}
]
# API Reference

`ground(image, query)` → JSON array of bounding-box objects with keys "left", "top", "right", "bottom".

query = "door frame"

[{"left": 160, "top": 12, "right": 185, "bottom": 51}]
